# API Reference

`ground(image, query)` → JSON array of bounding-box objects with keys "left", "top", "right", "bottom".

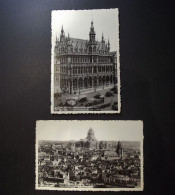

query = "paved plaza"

[{"left": 54, "top": 85, "right": 118, "bottom": 111}]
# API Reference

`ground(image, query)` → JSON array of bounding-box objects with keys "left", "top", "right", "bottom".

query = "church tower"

[
  {"left": 88, "top": 20, "right": 97, "bottom": 54},
  {"left": 60, "top": 25, "right": 65, "bottom": 42},
  {"left": 89, "top": 20, "right": 96, "bottom": 43},
  {"left": 116, "top": 141, "right": 124, "bottom": 159}
]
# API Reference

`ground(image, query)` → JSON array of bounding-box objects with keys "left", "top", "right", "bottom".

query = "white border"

[
  {"left": 35, "top": 120, "right": 144, "bottom": 191},
  {"left": 50, "top": 8, "right": 121, "bottom": 114}
]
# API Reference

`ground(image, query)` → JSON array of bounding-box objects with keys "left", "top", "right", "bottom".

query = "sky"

[
  {"left": 51, "top": 9, "right": 119, "bottom": 52},
  {"left": 36, "top": 120, "right": 143, "bottom": 142}
]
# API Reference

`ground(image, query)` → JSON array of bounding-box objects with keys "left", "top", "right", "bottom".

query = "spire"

[
  {"left": 107, "top": 38, "right": 110, "bottom": 52},
  {"left": 67, "top": 32, "right": 70, "bottom": 41},
  {"left": 91, "top": 19, "right": 93, "bottom": 27},
  {"left": 108, "top": 38, "right": 110, "bottom": 45},
  {"left": 61, "top": 25, "right": 64, "bottom": 34},
  {"left": 102, "top": 32, "right": 104, "bottom": 41},
  {"left": 89, "top": 20, "right": 96, "bottom": 43}
]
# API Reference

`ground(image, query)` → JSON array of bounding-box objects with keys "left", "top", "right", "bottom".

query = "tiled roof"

[{"left": 70, "top": 37, "right": 102, "bottom": 49}]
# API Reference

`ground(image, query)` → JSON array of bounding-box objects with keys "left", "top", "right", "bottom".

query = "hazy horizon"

[
  {"left": 36, "top": 121, "right": 143, "bottom": 142},
  {"left": 52, "top": 9, "right": 119, "bottom": 52}
]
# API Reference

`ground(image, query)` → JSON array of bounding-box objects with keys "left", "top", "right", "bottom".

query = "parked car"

[
  {"left": 112, "top": 101, "right": 118, "bottom": 110},
  {"left": 105, "top": 91, "right": 114, "bottom": 97},
  {"left": 78, "top": 95, "right": 87, "bottom": 102},
  {"left": 110, "top": 86, "right": 118, "bottom": 94},
  {"left": 66, "top": 98, "right": 77, "bottom": 106},
  {"left": 85, "top": 98, "right": 96, "bottom": 107},
  {"left": 94, "top": 93, "right": 104, "bottom": 100}
]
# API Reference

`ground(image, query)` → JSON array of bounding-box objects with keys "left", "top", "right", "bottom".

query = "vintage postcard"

[
  {"left": 51, "top": 8, "right": 121, "bottom": 114},
  {"left": 35, "top": 120, "right": 143, "bottom": 191}
]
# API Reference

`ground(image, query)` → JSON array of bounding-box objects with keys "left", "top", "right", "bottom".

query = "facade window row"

[
  {"left": 58, "top": 56, "right": 112, "bottom": 64},
  {"left": 60, "top": 75, "right": 115, "bottom": 92},
  {"left": 71, "top": 65, "right": 113, "bottom": 75}
]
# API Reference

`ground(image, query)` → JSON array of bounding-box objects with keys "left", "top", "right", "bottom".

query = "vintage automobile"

[
  {"left": 85, "top": 98, "right": 96, "bottom": 107},
  {"left": 85, "top": 97, "right": 104, "bottom": 107},
  {"left": 112, "top": 101, "right": 118, "bottom": 110},
  {"left": 110, "top": 86, "right": 118, "bottom": 94},
  {"left": 66, "top": 98, "right": 77, "bottom": 106},
  {"left": 105, "top": 91, "right": 114, "bottom": 97},
  {"left": 77, "top": 95, "right": 87, "bottom": 102},
  {"left": 94, "top": 93, "right": 104, "bottom": 100}
]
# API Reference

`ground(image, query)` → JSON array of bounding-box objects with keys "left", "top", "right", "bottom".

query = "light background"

[
  {"left": 51, "top": 9, "right": 119, "bottom": 52},
  {"left": 36, "top": 120, "right": 143, "bottom": 141}
]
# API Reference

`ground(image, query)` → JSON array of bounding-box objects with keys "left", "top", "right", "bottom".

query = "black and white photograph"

[
  {"left": 51, "top": 9, "right": 120, "bottom": 114},
  {"left": 35, "top": 120, "right": 143, "bottom": 191}
]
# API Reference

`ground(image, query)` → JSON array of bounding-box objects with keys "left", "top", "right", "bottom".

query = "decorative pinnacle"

[
  {"left": 61, "top": 25, "right": 64, "bottom": 33},
  {"left": 102, "top": 32, "right": 104, "bottom": 40}
]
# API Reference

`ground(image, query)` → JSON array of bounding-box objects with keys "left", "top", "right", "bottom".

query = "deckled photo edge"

[
  {"left": 51, "top": 8, "right": 121, "bottom": 114},
  {"left": 35, "top": 120, "right": 143, "bottom": 191}
]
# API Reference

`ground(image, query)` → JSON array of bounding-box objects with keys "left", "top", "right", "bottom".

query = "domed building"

[
  {"left": 68, "top": 127, "right": 121, "bottom": 152},
  {"left": 86, "top": 127, "right": 97, "bottom": 141},
  {"left": 75, "top": 128, "right": 98, "bottom": 149}
]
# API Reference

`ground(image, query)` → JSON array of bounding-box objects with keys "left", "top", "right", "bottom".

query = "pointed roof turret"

[
  {"left": 89, "top": 20, "right": 96, "bottom": 36},
  {"left": 108, "top": 38, "right": 110, "bottom": 45},
  {"left": 55, "top": 36, "right": 58, "bottom": 44}
]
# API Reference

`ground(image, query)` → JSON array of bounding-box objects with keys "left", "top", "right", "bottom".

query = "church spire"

[
  {"left": 91, "top": 19, "right": 93, "bottom": 28},
  {"left": 89, "top": 20, "right": 96, "bottom": 43},
  {"left": 108, "top": 38, "right": 110, "bottom": 45},
  {"left": 67, "top": 32, "right": 70, "bottom": 41},
  {"left": 108, "top": 38, "right": 110, "bottom": 52},
  {"left": 102, "top": 32, "right": 104, "bottom": 42}
]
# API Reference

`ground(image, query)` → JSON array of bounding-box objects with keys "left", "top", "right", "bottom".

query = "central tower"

[
  {"left": 88, "top": 21, "right": 97, "bottom": 55},
  {"left": 89, "top": 20, "right": 96, "bottom": 43}
]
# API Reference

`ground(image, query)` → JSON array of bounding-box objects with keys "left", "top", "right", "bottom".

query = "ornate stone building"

[
  {"left": 68, "top": 128, "right": 123, "bottom": 156},
  {"left": 54, "top": 21, "right": 117, "bottom": 94},
  {"left": 75, "top": 128, "right": 98, "bottom": 149}
]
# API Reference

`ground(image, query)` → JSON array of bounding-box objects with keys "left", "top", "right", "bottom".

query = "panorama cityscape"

[{"left": 37, "top": 128, "right": 141, "bottom": 189}]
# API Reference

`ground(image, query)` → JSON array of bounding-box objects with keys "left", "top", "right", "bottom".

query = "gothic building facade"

[{"left": 54, "top": 21, "right": 117, "bottom": 94}]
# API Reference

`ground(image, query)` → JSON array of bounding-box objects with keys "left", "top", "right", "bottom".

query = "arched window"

[{"left": 89, "top": 46, "right": 92, "bottom": 53}]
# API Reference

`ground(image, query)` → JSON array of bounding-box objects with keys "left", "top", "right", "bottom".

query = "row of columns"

[
  {"left": 71, "top": 65, "right": 113, "bottom": 75},
  {"left": 60, "top": 75, "right": 114, "bottom": 89},
  {"left": 69, "top": 76, "right": 113, "bottom": 94}
]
